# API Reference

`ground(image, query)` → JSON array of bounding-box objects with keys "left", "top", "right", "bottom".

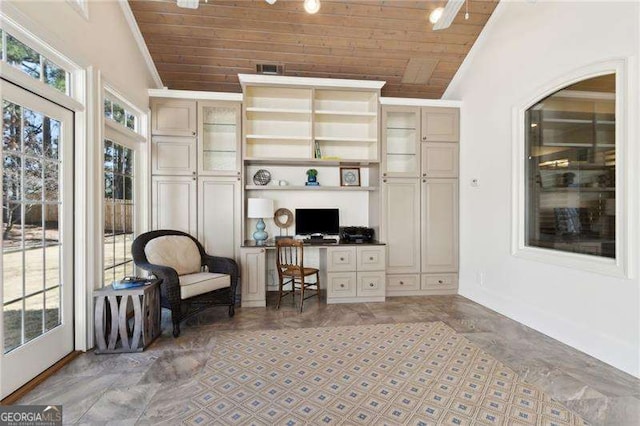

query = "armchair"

[{"left": 131, "top": 230, "right": 238, "bottom": 337}]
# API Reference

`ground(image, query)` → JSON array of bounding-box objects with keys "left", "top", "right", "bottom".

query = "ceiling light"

[
  {"left": 265, "top": 0, "right": 277, "bottom": 4},
  {"left": 176, "top": 0, "right": 199, "bottom": 9},
  {"left": 429, "top": 7, "right": 444, "bottom": 24},
  {"left": 304, "top": 0, "right": 321, "bottom": 14}
]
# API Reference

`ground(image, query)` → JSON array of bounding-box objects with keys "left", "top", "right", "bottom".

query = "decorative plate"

[{"left": 253, "top": 169, "right": 271, "bottom": 185}]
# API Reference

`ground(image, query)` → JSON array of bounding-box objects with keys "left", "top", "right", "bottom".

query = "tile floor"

[{"left": 18, "top": 294, "right": 640, "bottom": 425}]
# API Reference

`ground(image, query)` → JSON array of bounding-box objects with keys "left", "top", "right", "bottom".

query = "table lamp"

[{"left": 247, "top": 198, "right": 274, "bottom": 245}]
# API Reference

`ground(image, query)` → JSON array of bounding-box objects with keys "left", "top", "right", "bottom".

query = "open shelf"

[
  {"left": 315, "top": 110, "right": 377, "bottom": 117},
  {"left": 246, "top": 135, "right": 311, "bottom": 141},
  {"left": 244, "top": 157, "right": 379, "bottom": 166},
  {"left": 246, "top": 107, "right": 312, "bottom": 114},
  {"left": 245, "top": 185, "right": 378, "bottom": 191},
  {"left": 314, "top": 136, "right": 377, "bottom": 143}
]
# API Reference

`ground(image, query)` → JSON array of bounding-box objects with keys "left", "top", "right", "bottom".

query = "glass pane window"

[
  {"left": 44, "top": 59, "right": 67, "bottom": 94},
  {"left": 6, "top": 34, "right": 41, "bottom": 79},
  {"left": 104, "top": 95, "right": 138, "bottom": 134},
  {"left": 525, "top": 74, "right": 616, "bottom": 259},
  {"left": 103, "top": 139, "right": 135, "bottom": 285},
  {"left": 3, "top": 32, "right": 69, "bottom": 94},
  {"left": 2, "top": 99, "right": 63, "bottom": 352}
]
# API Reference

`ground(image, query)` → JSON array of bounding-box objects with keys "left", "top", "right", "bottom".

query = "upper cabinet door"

[
  {"left": 198, "top": 101, "right": 242, "bottom": 176},
  {"left": 381, "top": 106, "right": 421, "bottom": 178},
  {"left": 421, "top": 142, "right": 459, "bottom": 178},
  {"left": 421, "top": 107, "right": 459, "bottom": 142},
  {"left": 151, "top": 99, "right": 197, "bottom": 137}
]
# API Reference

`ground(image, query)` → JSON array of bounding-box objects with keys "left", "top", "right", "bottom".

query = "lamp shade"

[{"left": 247, "top": 198, "right": 274, "bottom": 219}]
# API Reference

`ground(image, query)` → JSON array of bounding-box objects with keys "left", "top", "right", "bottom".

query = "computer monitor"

[{"left": 295, "top": 208, "right": 339, "bottom": 236}]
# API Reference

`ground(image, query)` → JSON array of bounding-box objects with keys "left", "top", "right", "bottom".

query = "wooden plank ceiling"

[{"left": 129, "top": 0, "right": 499, "bottom": 98}]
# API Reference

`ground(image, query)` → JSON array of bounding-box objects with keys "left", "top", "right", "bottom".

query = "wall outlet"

[
  {"left": 477, "top": 271, "right": 485, "bottom": 287},
  {"left": 471, "top": 178, "right": 480, "bottom": 188}
]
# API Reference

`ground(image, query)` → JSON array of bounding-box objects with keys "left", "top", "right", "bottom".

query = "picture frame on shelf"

[{"left": 340, "top": 167, "right": 361, "bottom": 187}]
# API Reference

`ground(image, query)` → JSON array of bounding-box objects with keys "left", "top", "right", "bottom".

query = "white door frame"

[{"left": 0, "top": 81, "right": 75, "bottom": 398}]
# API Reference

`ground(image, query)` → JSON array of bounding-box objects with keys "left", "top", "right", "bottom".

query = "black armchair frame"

[{"left": 131, "top": 230, "right": 238, "bottom": 337}]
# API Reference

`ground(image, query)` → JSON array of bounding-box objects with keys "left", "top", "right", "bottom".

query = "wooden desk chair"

[{"left": 276, "top": 238, "right": 320, "bottom": 312}]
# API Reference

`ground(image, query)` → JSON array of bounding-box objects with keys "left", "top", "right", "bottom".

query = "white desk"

[{"left": 239, "top": 240, "right": 386, "bottom": 307}]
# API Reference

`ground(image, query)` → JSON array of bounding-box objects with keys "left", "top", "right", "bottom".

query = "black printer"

[{"left": 340, "top": 227, "right": 375, "bottom": 243}]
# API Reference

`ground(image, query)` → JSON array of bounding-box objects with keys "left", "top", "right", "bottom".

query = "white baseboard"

[{"left": 459, "top": 283, "right": 639, "bottom": 378}]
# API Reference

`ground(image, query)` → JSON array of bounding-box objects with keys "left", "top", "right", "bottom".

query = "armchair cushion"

[
  {"left": 179, "top": 272, "right": 230, "bottom": 300},
  {"left": 144, "top": 236, "right": 201, "bottom": 276}
]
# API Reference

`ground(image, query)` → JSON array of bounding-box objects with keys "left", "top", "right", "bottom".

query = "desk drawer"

[
  {"left": 356, "top": 246, "right": 386, "bottom": 271},
  {"left": 327, "top": 272, "right": 357, "bottom": 298},
  {"left": 357, "top": 271, "right": 386, "bottom": 297},
  {"left": 387, "top": 274, "right": 420, "bottom": 291},
  {"left": 327, "top": 247, "right": 357, "bottom": 272},
  {"left": 421, "top": 273, "right": 458, "bottom": 290}
]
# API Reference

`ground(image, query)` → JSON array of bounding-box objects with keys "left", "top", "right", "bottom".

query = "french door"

[{"left": 0, "top": 81, "right": 74, "bottom": 398}]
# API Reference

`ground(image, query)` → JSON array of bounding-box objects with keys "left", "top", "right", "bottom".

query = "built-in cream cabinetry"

[
  {"left": 151, "top": 175, "right": 197, "bottom": 235},
  {"left": 381, "top": 178, "right": 421, "bottom": 275},
  {"left": 151, "top": 99, "right": 197, "bottom": 137},
  {"left": 151, "top": 136, "right": 197, "bottom": 176},
  {"left": 198, "top": 101, "right": 242, "bottom": 176},
  {"left": 198, "top": 177, "right": 241, "bottom": 260},
  {"left": 421, "top": 178, "right": 459, "bottom": 274},
  {"left": 323, "top": 245, "right": 386, "bottom": 303},
  {"left": 381, "top": 106, "right": 422, "bottom": 178},
  {"left": 381, "top": 101, "right": 460, "bottom": 296},
  {"left": 150, "top": 96, "right": 243, "bottom": 269},
  {"left": 239, "top": 247, "right": 267, "bottom": 307},
  {"left": 421, "top": 107, "right": 459, "bottom": 142}
]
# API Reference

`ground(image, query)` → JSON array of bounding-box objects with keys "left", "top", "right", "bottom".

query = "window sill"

[{"left": 512, "top": 245, "right": 627, "bottom": 278}]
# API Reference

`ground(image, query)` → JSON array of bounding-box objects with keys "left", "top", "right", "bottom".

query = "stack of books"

[{"left": 112, "top": 277, "right": 153, "bottom": 290}]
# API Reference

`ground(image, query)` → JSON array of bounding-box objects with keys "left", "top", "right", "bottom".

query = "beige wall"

[{"left": 3, "top": 0, "right": 157, "bottom": 109}]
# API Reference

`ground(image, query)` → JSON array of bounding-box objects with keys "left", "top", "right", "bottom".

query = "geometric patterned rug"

[{"left": 181, "top": 322, "right": 587, "bottom": 425}]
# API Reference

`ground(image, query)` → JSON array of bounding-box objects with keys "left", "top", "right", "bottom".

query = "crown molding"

[
  {"left": 238, "top": 74, "right": 385, "bottom": 90},
  {"left": 148, "top": 88, "right": 243, "bottom": 101}
]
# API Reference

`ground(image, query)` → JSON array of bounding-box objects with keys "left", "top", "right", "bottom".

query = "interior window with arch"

[{"left": 525, "top": 74, "right": 615, "bottom": 258}]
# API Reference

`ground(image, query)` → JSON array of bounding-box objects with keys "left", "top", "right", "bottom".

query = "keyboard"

[{"left": 302, "top": 238, "right": 338, "bottom": 245}]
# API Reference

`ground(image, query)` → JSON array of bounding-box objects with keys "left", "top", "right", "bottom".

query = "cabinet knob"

[
  {"left": 399, "top": 281, "right": 404, "bottom": 285},
  {"left": 340, "top": 284, "right": 345, "bottom": 288},
  {"left": 422, "top": 179, "right": 426, "bottom": 183},
  {"left": 383, "top": 173, "right": 387, "bottom": 177},
  {"left": 192, "top": 131, "right": 196, "bottom": 136},
  {"left": 438, "top": 279, "right": 443, "bottom": 284},
  {"left": 237, "top": 177, "right": 241, "bottom": 181},
  {"left": 369, "top": 283, "right": 374, "bottom": 287},
  {"left": 422, "top": 173, "right": 426, "bottom": 177},
  {"left": 237, "top": 171, "right": 241, "bottom": 175},
  {"left": 422, "top": 136, "right": 427, "bottom": 141},
  {"left": 369, "top": 257, "right": 374, "bottom": 261},
  {"left": 383, "top": 179, "right": 387, "bottom": 183},
  {"left": 192, "top": 171, "right": 196, "bottom": 175},
  {"left": 192, "top": 177, "right": 196, "bottom": 181}
]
